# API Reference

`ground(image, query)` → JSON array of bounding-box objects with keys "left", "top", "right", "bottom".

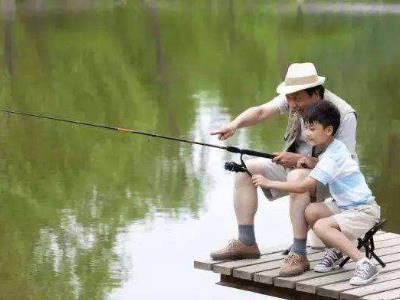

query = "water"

[{"left": 0, "top": 1, "right": 399, "bottom": 299}]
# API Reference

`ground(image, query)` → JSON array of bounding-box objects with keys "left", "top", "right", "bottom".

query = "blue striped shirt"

[{"left": 309, "top": 139, "right": 374, "bottom": 209}]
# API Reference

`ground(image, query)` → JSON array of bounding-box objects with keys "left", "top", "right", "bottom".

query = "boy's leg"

[
  {"left": 313, "top": 215, "right": 379, "bottom": 285},
  {"left": 304, "top": 202, "right": 344, "bottom": 272},
  {"left": 313, "top": 216, "right": 363, "bottom": 261}
]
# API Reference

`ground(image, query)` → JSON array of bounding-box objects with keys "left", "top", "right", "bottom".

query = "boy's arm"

[{"left": 252, "top": 175, "right": 319, "bottom": 194}]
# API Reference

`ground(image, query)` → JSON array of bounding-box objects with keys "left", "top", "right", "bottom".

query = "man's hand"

[
  {"left": 297, "top": 157, "right": 318, "bottom": 169},
  {"left": 210, "top": 122, "right": 237, "bottom": 140},
  {"left": 272, "top": 152, "right": 303, "bottom": 168},
  {"left": 251, "top": 174, "right": 271, "bottom": 188}
]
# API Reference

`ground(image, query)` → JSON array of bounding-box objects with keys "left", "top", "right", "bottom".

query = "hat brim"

[{"left": 276, "top": 76, "right": 326, "bottom": 95}]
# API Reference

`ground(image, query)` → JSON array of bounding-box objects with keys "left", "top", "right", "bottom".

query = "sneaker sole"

[
  {"left": 314, "top": 263, "right": 342, "bottom": 273},
  {"left": 350, "top": 271, "right": 379, "bottom": 286},
  {"left": 314, "top": 257, "right": 344, "bottom": 273},
  {"left": 314, "top": 267, "right": 334, "bottom": 273},
  {"left": 279, "top": 265, "right": 310, "bottom": 277}
]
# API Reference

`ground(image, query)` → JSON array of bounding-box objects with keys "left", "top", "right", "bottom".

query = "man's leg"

[
  {"left": 234, "top": 158, "right": 287, "bottom": 244},
  {"left": 279, "top": 169, "right": 312, "bottom": 276},
  {"left": 288, "top": 169, "right": 312, "bottom": 254},
  {"left": 210, "top": 158, "right": 286, "bottom": 260}
]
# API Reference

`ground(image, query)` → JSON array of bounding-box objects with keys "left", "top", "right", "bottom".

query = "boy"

[{"left": 252, "top": 101, "right": 381, "bottom": 285}]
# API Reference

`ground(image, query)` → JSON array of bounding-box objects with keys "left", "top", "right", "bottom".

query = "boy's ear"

[{"left": 325, "top": 125, "right": 334, "bottom": 136}]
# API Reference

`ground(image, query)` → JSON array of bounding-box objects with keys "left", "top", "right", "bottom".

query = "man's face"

[
  {"left": 304, "top": 121, "right": 333, "bottom": 147},
  {"left": 286, "top": 90, "right": 320, "bottom": 117}
]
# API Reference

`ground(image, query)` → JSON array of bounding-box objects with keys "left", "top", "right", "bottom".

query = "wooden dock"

[{"left": 194, "top": 231, "right": 400, "bottom": 299}]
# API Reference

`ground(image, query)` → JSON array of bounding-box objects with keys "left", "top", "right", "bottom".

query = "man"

[{"left": 209, "top": 62, "right": 357, "bottom": 276}]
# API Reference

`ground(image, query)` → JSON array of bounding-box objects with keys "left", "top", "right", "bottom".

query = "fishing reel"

[
  {"left": 224, "top": 161, "right": 247, "bottom": 173},
  {"left": 224, "top": 153, "right": 252, "bottom": 176}
]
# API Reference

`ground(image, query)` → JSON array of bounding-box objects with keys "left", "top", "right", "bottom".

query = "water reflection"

[
  {"left": 108, "top": 96, "right": 290, "bottom": 299},
  {"left": 0, "top": 1, "right": 399, "bottom": 299}
]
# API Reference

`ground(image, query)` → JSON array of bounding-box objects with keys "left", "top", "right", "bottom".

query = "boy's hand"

[
  {"left": 210, "top": 122, "right": 237, "bottom": 140},
  {"left": 297, "top": 157, "right": 317, "bottom": 169},
  {"left": 251, "top": 174, "right": 271, "bottom": 188},
  {"left": 272, "top": 152, "right": 302, "bottom": 168}
]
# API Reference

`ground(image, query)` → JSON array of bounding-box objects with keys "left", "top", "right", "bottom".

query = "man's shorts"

[
  {"left": 324, "top": 197, "right": 381, "bottom": 240},
  {"left": 254, "top": 157, "right": 330, "bottom": 202}
]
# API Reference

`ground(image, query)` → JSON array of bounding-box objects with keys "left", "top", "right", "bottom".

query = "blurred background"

[{"left": 0, "top": 1, "right": 399, "bottom": 299}]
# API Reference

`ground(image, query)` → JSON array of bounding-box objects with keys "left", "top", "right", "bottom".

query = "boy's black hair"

[
  {"left": 304, "top": 85, "right": 325, "bottom": 99},
  {"left": 303, "top": 101, "right": 341, "bottom": 135}
]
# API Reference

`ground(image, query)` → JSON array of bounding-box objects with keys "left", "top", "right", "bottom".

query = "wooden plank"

[
  {"left": 296, "top": 253, "right": 400, "bottom": 294},
  {"left": 195, "top": 233, "right": 399, "bottom": 271},
  {"left": 362, "top": 287, "right": 400, "bottom": 300},
  {"left": 315, "top": 261, "right": 400, "bottom": 298},
  {"left": 318, "top": 248, "right": 400, "bottom": 298},
  {"left": 213, "top": 252, "right": 285, "bottom": 276},
  {"left": 194, "top": 258, "right": 226, "bottom": 271},
  {"left": 233, "top": 250, "right": 326, "bottom": 280},
  {"left": 373, "top": 232, "right": 400, "bottom": 242},
  {"left": 233, "top": 258, "right": 288, "bottom": 280},
  {"left": 273, "top": 240, "right": 400, "bottom": 290},
  {"left": 341, "top": 278, "right": 400, "bottom": 299},
  {"left": 335, "top": 269, "right": 400, "bottom": 299},
  {"left": 359, "top": 237, "right": 400, "bottom": 249},
  {"left": 319, "top": 262, "right": 400, "bottom": 298},
  {"left": 213, "top": 247, "right": 322, "bottom": 276},
  {"left": 254, "top": 266, "right": 284, "bottom": 285},
  {"left": 273, "top": 261, "right": 356, "bottom": 289},
  {"left": 193, "top": 243, "right": 289, "bottom": 271}
]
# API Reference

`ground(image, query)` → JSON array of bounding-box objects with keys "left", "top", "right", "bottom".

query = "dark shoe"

[
  {"left": 278, "top": 252, "right": 310, "bottom": 277},
  {"left": 314, "top": 248, "right": 343, "bottom": 273},
  {"left": 210, "top": 239, "right": 260, "bottom": 260}
]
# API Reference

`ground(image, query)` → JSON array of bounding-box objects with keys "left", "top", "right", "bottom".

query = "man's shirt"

[
  {"left": 309, "top": 139, "right": 374, "bottom": 209},
  {"left": 269, "top": 93, "right": 357, "bottom": 157}
]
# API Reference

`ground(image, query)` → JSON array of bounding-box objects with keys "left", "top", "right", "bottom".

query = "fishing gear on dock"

[{"left": 0, "top": 108, "right": 276, "bottom": 175}]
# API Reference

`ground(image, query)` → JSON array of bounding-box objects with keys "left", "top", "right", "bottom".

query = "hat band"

[{"left": 285, "top": 75, "right": 319, "bottom": 86}]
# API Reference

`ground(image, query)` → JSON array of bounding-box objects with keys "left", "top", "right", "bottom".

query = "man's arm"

[
  {"left": 210, "top": 101, "right": 281, "bottom": 140},
  {"left": 232, "top": 102, "right": 281, "bottom": 128},
  {"left": 252, "top": 175, "right": 318, "bottom": 194}
]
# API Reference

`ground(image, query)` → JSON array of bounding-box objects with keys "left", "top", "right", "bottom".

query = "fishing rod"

[{"left": 0, "top": 108, "right": 276, "bottom": 175}]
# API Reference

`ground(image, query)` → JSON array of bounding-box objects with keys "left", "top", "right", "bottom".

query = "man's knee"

[
  {"left": 234, "top": 158, "right": 268, "bottom": 186},
  {"left": 234, "top": 171, "right": 251, "bottom": 187},
  {"left": 246, "top": 158, "right": 271, "bottom": 174},
  {"left": 287, "top": 168, "right": 316, "bottom": 201},
  {"left": 305, "top": 203, "right": 320, "bottom": 226},
  {"left": 287, "top": 168, "right": 310, "bottom": 182}
]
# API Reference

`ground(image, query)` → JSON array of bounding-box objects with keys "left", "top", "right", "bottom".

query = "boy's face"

[
  {"left": 286, "top": 90, "right": 320, "bottom": 117},
  {"left": 304, "top": 121, "right": 334, "bottom": 146}
]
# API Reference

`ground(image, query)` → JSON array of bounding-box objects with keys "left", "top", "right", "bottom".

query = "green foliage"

[{"left": 0, "top": 1, "right": 399, "bottom": 299}]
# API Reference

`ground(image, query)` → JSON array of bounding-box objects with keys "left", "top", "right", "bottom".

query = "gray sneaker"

[
  {"left": 350, "top": 258, "right": 379, "bottom": 286},
  {"left": 314, "top": 248, "right": 343, "bottom": 273}
]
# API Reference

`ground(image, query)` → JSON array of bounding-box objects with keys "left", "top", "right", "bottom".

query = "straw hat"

[{"left": 276, "top": 62, "right": 326, "bottom": 95}]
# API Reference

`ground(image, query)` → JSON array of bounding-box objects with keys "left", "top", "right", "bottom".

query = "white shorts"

[{"left": 324, "top": 198, "right": 381, "bottom": 240}]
